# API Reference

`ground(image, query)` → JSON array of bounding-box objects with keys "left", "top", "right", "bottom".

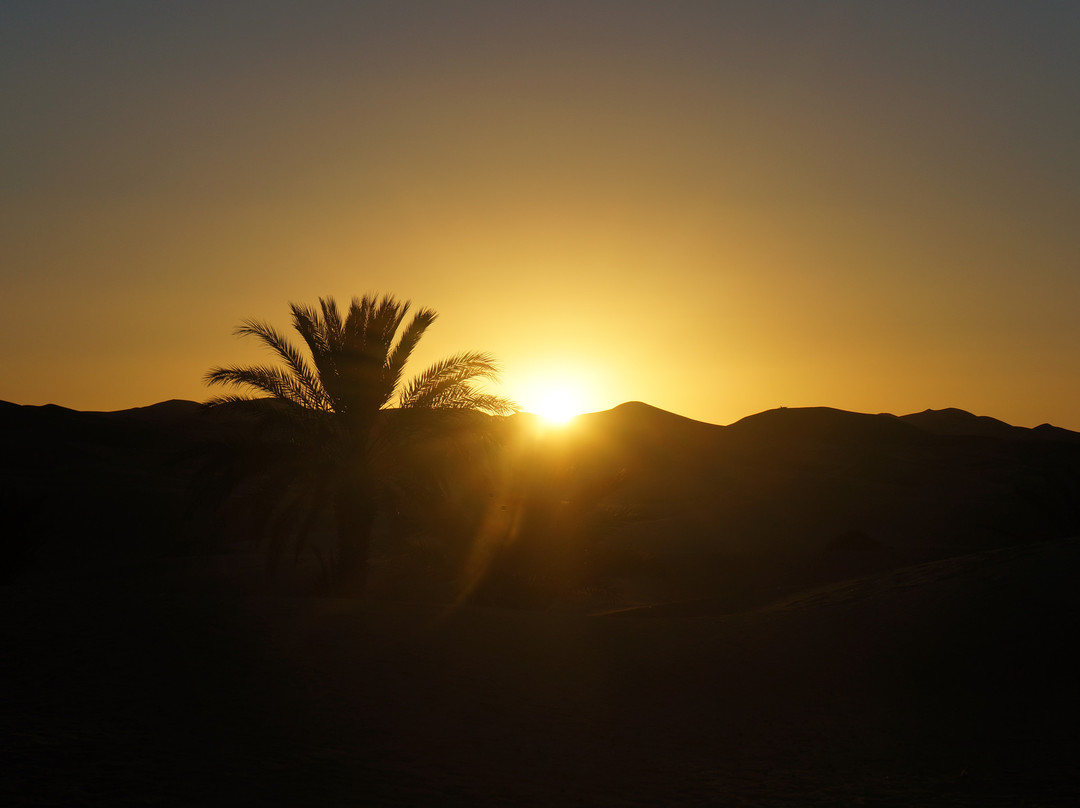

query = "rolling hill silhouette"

[
  {"left": 3, "top": 398, "right": 1079, "bottom": 596},
  {"left": 3, "top": 398, "right": 1080, "bottom": 804}
]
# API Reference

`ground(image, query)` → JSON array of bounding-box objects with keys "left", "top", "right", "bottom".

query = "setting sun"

[
  {"left": 506, "top": 364, "right": 603, "bottom": 426},
  {"left": 533, "top": 389, "right": 581, "bottom": 425}
]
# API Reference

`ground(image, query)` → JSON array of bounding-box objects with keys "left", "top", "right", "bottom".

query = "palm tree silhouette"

[{"left": 205, "top": 294, "right": 516, "bottom": 596}]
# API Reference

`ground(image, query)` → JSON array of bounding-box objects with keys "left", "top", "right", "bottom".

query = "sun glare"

[
  {"left": 534, "top": 389, "right": 580, "bottom": 425},
  {"left": 512, "top": 365, "right": 600, "bottom": 426}
]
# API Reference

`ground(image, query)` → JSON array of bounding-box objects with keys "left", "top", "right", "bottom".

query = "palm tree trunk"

[{"left": 335, "top": 494, "right": 375, "bottom": 598}]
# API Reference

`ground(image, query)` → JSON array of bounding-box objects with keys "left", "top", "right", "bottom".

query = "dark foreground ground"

[{"left": 3, "top": 536, "right": 1079, "bottom": 807}]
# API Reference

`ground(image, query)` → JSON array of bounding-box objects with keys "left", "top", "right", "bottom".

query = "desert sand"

[
  {"left": 4, "top": 535, "right": 1078, "bottom": 806},
  {"left": 4, "top": 401, "right": 1080, "bottom": 805}
]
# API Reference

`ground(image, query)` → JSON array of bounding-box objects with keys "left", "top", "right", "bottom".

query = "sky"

[{"left": 2, "top": 1, "right": 1079, "bottom": 428}]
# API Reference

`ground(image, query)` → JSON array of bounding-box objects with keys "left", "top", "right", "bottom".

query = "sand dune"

[
  {"left": 4, "top": 400, "right": 1080, "bottom": 804},
  {"left": 4, "top": 536, "right": 1078, "bottom": 805}
]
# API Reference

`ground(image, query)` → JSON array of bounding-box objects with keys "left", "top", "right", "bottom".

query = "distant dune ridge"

[
  {"left": 3, "top": 399, "right": 1080, "bottom": 804},
  {"left": 2, "top": 398, "right": 1079, "bottom": 592}
]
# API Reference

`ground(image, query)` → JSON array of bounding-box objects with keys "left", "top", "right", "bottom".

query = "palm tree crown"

[{"left": 205, "top": 294, "right": 515, "bottom": 420}]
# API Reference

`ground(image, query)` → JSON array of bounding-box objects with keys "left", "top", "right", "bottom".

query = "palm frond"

[
  {"left": 234, "top": 319, "right": 329, "bottom": 410},
  {"left": 320, "top": 297, "right": 345, "bottom": 353},
  {"left": 341, "top": 295, "right": 407, "bottom": 388},
  {"left": 292, "top": 301, "right": 353, "bottom": 412},
  {"left": 386, "top": 307, "right": 437, "bottom": 395},
  {"left": 291, "top": 303, "right": 341, "bottom": 403},
  {"left": 290, "top": 303, "right": 329, "bottom": 361},
  {"left": 398, "top": 351, "right": 513, "bottom": 414},
  {"left": 451, "top": 391, "right": 518, "bottom": 415},
  {"left": 204, "top": 364, "right": 314, "bottom": 407},
  {"left": 372, "top": 294, "right": 410, "bottom": 357},
  {"left": 203, "top": 392, "right": 254, "bottom": 408},
  {"left": 421, "top": 384, "right": 516, "bottom": 414}
]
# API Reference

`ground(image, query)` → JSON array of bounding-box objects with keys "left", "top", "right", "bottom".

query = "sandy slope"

[{"left": 3, "top": 538, "right": 1079, "bottom": 806}]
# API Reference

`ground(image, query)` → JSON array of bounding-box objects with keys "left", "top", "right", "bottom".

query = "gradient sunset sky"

[{"left": 3, "top": 1, "right": 1078, "bottom": 427}]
